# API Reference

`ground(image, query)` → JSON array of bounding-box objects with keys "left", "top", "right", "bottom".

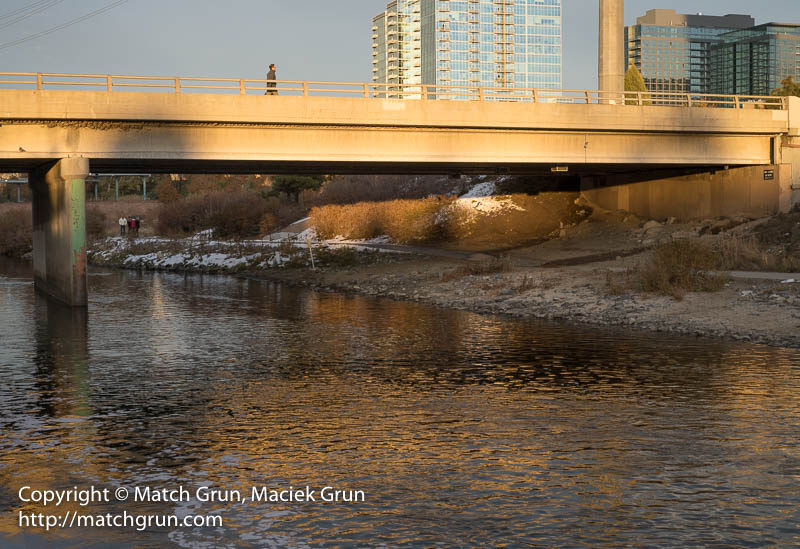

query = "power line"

[
  {"left": 0, "top": 0, "right": 128, "bottom": 51},
  {"left": 0, "top": 0, "right": 67, "bottom": 32},
  {"left": 0, "top": 0, "right": 59, "bottom": 21}
]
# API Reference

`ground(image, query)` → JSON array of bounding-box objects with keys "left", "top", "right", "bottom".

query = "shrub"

[
  {"left": 271, "top": 175, "right": 325, "bottom": 202},
  {"left": 86, "top": 207, "right": 107, "bottom": 239},
  {"left": 157, "top": 190, "right": 266, "bottom": 238},
  {"left": 0, "top": 205, "right": 32, "bottom": 257},
  {"left": 187, "top": 179, "right": 221, "bottom": 195},
  {"left": 207, "top": 191, "right": 267, "bottom": 239},
  {"left": 636, "top": 240, "right": 727, "bottom": 300},
  {"left": 154, "top": 180, "right": 181, "bottom": 203},
  {"left": 307, "top": 175, "right": 455, "bottom": 207}
]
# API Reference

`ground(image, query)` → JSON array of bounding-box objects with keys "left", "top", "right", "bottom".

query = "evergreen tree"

[{"left": 271, "top": 175, "right": 325, "bottom": 203}]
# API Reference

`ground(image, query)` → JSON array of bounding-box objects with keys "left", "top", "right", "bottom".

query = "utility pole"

[{"left": 599, "top": 0, "right": 625, "bottom": 102}]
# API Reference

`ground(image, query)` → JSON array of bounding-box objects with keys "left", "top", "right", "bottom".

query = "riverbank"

[
  {"left": 244, "top": 254, "right": 800, "bottom": 349},
  {"left": 84, "top": 208, "right": 800, "bottom": 349}
]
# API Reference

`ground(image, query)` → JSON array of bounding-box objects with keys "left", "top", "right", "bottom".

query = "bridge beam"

[{"left": 30, "top": 158, "right": 89, "bottom": 307}]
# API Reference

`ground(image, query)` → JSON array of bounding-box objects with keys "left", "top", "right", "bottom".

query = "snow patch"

[{"left": 460, "top": 181, "right": 496, "bottom": 198}]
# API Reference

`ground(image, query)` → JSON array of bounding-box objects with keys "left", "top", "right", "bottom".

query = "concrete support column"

[
  {"left": 781, "top": 97, "right": 800, "bottom": 210},
  {"left": 30, "top": 158, "right": 90, "bottom": 307},
  {"left": 599, "top": 0, "right": 625, "bottom": 102}
]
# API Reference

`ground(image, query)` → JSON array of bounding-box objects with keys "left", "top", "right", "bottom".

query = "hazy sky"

[{"left": 1, "top": 1, "right": 799, "bottom": 89}]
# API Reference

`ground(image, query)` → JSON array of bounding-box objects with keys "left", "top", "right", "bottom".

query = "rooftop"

[{"left": 635, "top": 9, "right": 754, "bottom": 29}]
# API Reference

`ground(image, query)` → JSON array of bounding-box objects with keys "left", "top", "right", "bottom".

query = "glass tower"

[
  {"left": 372, "top": 1, "right": 422, "bottom": 91},
  {"left": 625, "top": 9, "right": 754, "bottom": 95},
  {"left": 373, "top": 0, "right": 562, "bottom": 98},
  {"left": 710, "top": 24, "right": 800, "bottom": 96}
]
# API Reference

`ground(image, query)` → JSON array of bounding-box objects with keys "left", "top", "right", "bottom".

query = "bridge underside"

[{"left": 0, "top": 158, "right": 729, "bottom": 177}]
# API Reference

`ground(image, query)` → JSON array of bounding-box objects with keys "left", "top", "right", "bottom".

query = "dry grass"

[
  {"left": 517, "top": 274, "right": 538, "bottom": 292},
  {"left": 311, "top": 202, "right": 385, "bottom": 240},
  {"left": 631, "top": 240, "right": 728, "bottom": 300},
  {"left": 311, "top": 191, "right": 586, "bottom": 250},
  {"left": 713, "top": 234, "right": 800, "bottom": 273},
  {"left": 608, "top": 228, "right": 800, "bottom": 301},
  {"left": 440, "top": 255, "right": 512, "bottom": 282},
  {"left": 311, "top": 197, "right": 454, "bottom": 244},
  {"left": 443, "top": 192, "right": 585, "bottom": 249}
]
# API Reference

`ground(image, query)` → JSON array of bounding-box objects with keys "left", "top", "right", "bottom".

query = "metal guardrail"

[{"left": 0, "top": 72, "right": 788, "bottom": 110}]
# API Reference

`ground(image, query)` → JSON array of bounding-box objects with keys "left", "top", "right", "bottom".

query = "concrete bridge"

[{"left": 2, "top": 74, "right": 800, "bottom": 305}]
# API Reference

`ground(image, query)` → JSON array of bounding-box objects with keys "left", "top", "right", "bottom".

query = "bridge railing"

[{"left": 0, "top": 72, "right": 788, "bottom": 110}]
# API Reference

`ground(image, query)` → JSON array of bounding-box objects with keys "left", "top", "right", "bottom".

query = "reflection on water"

[{"left": 0, "top": 257, "right": 798, "bottom": 548}]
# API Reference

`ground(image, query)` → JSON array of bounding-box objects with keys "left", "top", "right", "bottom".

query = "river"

[{"left": 0, "top": 257, "right": 798, "bottom": 548}]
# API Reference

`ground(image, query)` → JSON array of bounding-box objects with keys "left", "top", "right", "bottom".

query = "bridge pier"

[{"left": 30, "top": 158, "right": 89, "bottom": 307}]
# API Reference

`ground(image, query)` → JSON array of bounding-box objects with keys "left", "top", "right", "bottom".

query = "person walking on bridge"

[
  {"left": 118, "top": 216, "right": 127, "bottom": 236},
  {"left": 265, "top": 63, "right": 277, "bottom": 95}
]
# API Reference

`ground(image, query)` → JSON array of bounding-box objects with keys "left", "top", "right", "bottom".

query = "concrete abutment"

[
  {"left": 30, "top": 158, "right": 89, "bottom": 307},
  {"left": 580, "top": 164, "right": 794, "bottom": 221}
]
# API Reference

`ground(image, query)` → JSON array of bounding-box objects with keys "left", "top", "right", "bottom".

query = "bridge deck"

[{"left": 0, "top": 88, "right": 795, "bottom": 174}]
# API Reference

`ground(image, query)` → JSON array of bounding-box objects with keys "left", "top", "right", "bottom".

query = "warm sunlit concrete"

[
  {"left": 0, "top": 89, "right": 793, "bottom": 174},
  {"left": 599, "top": 0, "right": 625, "bottom": 96},
  {"left": 581, "top": 164, "right": 789, "bottom": 221}
]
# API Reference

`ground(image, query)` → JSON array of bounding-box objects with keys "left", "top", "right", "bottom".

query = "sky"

[{"left": 1, "top": 0, "right": 799, "bottom": 89}]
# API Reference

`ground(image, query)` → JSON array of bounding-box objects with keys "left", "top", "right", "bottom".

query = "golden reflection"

[{"left": 3, "top": 268, "right": 797, "bottom": 546}]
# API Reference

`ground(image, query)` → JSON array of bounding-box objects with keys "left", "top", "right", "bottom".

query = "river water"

[{"left": 0, "top": 257, "right": 798, "bottom": 548}]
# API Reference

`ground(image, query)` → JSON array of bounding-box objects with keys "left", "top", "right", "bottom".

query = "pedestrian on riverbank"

[
  {"left": 118, "top": 216, "right": 127, "bottom": 236},
  {"left": 265, "top": 64, "right": 277, "bottom": 95}
]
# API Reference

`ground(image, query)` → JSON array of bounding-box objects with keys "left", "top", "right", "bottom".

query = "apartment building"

[{"left": 372, "top": 0, "right": 562, "bottom": 96}]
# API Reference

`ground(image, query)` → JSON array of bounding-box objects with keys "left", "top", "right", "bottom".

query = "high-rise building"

[
  {"left": 372, "top": 0, "right": 562, "bottom": 97},
  {"left": 710, "top": 23, "right": 800, "bottom": 95},
  {"left": 372, "top": 1, "right": 422, "bottom": 93},
  {"left": 625, "top": 9, "right": 754, "bottom": 95}
]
